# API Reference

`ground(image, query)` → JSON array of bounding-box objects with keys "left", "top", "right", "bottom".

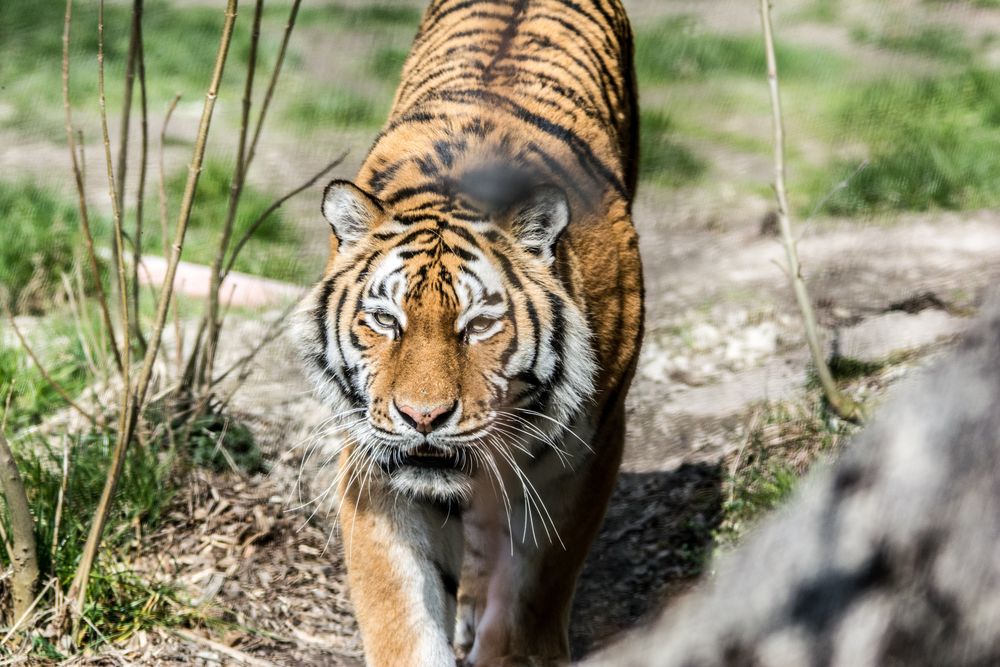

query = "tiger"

[{"left": 294, "top": 0, "right": 643, "bottom": 664}]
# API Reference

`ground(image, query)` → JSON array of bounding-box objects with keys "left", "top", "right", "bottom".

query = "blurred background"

[{"left": 2, "top": 0, "right": 1000, "bottom": 663}]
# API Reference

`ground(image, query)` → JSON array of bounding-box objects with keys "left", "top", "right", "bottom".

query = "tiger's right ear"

[{"left": 322, "top": 180, "right": 385, "bottom": 247}]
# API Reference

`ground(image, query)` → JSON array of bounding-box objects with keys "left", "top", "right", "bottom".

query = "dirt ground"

[
  {"left": 99, "top": 185, "right": 999, "bottom": 666},
  {"left": 6, "top": 0, "right": 1000, "bottom": 663}
]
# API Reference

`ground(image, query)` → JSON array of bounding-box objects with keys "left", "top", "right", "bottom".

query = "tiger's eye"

[
  {"left": 373, "top": 311, "right": 398, "bottom": 329},
  {"left": 466, "top": 316, "right": 496, "bottom": 335}
]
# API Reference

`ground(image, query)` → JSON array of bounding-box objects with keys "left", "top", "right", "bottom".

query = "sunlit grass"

[
  {"left": 808, "top": 68, "right": 1000, "bottom": 214},
  {"left": 140, "top": 159, "right": 321, "bottom": 284},
  {"left": 851, "top": 24, "right": 972, "bottom": 62},
  {"left": 639, "top": 110, "right": 707, "bottom": 186},
  {"left": 0, "top": 181, "right": 107, "bottom": 313},
  {"left": 634, "top": 15, "right": 848, "bottom": 85}
]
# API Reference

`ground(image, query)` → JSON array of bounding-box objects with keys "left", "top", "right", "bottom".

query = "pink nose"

[{"left": 396, "top": 401, "right": 456, "bottom": 434}]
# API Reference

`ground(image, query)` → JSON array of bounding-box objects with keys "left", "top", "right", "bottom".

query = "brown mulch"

[{"left": 128, "top": 461, "right": 363, "bottom": 666}]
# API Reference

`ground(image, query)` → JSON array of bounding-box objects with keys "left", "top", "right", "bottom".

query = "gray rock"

[
  {"left": 836, "top": 309, "right": 967, "bottom": 363},
  {"left": 589, "top": 298, "right": 1000, "bottom": 667}
]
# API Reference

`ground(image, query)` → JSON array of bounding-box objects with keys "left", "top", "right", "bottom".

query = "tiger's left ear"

[
  {"left": 505, "top": 185, "right": 570, "bottom": 265},
  {"left": 322, "top": 179, "right": 385, "bottom": 248}
]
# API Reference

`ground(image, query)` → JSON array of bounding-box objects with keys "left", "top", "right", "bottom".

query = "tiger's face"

[{"left": 296, "top": 177, "right": 597, "bottom": 502}]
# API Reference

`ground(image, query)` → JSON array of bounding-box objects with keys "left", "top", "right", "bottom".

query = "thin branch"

[
  {"left": 245, "top": 0, "right": 303, "bottom": 170},
  {"left": 158, "top": 94, "right": 184, "bottom": 379},
  {"left": 131, "top": 0, "right": 150, "bottom": 353},
  {"left": 6, "top": 313, "right": 97, "bottom": 428},
  {"left": 759, "top": 0, "right": 864, "bottom": 423},
  {"left": 98, "top": 0, "right": 133, "bottom": 379},
  {"left": 51, "top": 436, "right": 71, "bottom": 570},
  {"left": 213, "top": 300, "right": 297, "bottom": 403},
  {"left": 222, "top": 152, "right": 348, "bottom": 280},
  {"left": 173, "top": 628, "right": 279, "bottom": 667},
  {"left": 61, "top": 0, "right": 122, "bottom": 374},
  {"left": 111, "top": 0, "right": 143, "bottom": 303},
  {"left": 0, "top": 430, "right": 38, "bottom": 626},
  {"left": 199, "top": 0, "right": 265, "bottom": 390},
  {"left": 0, "top": 579, "right": 52, "bottom": 645},
  {"left": 67, "top": 0, "right": 241, "bottom": 620}
]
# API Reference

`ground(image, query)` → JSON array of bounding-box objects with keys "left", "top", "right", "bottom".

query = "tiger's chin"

[{"left": 385, "top": 465, "right": 473, "bottom": 504}]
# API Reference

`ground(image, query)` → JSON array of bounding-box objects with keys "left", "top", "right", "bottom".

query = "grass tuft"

[
  {"left": 851, "top": 24, "right": 972, "bottom": 62},
  {"left": 0, "top": 182, "right": 105, "bottom": 313},
  {"left": 634, "top": 16, "right": 846, "bottom": 85},
  {"left": 809, "top": 68, "right": 1000, "bottom": 214},
  {"left": 0, "top": 429, "right": 184, "bottom": 648},
  {"left": 144, "top": 160, "right": 319, "bottom": 283},
  {"left": 188, "top": 413, "right": 266, "bottom": 475},
  {"left": 717, "top": 401, "right": 854, "bottom": 546},
  {"left": 639, "top": 110, "right": 707, "bottom": 185}
]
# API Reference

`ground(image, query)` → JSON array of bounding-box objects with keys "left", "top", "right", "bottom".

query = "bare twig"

[
  {"left": 0, "top": 579, "right": 53, "bottom": 645},
  {"left": 158, "top": 94, "right": 184, "bottom": 379},
  {"left": 213, "top": 299, "right": 298, "bottom": 391},
  {"left": 759, "top": 0, "right": 864, "bottom": 423},
  {"left": 6, "top": 312, "right": 97, "bottom": 428},
  {"left": 0, "top": 430, "right": 38, "bottom": 626},
  {"left": 173, "top": 628, "right": 279, "bottom": 667},
  {"left": 222, "top": 152, "right": 348, "bottom": 280},
  {"left": 67, "top": 0, "right": 241, "bottom": 620},
  {"left": 112, "top": 0, "right": 143, "bottom": 305},
  {"left": 60, "top": 273, "right": 99, "bottom": 379},
  {"left": 51, "top": 436, "right": 71, "bottom": 569},
  {"left": 200, "top": 0, "right": 265, "bottom": 390},
  {"left": 131, "top": 0, "right": 150, "bottom": 353},
  {"left": 62, "top": 0, "right": 122, "bottom": 374},
  {"left": 246, "top": 0, "right": 303, "bottom": 169},
  {"left": 98, "top": 0, "right": 133, "bottom": 379}
]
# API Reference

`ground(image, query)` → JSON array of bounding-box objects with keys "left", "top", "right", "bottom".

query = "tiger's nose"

[{"left": 396, "top": 401, "right": 457, "bottom": 434}]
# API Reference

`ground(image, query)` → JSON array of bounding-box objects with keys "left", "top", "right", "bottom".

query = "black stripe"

[
  {"left": 434, "top": 88, "right": 627, "bottom": 197},
  {"left": 436, "top": 561, "right": 459, "bottom": 599}
]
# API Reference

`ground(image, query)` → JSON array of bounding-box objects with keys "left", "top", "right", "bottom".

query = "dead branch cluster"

[{"left": 0, "top": 0, "right": 347, "bottom": 648}]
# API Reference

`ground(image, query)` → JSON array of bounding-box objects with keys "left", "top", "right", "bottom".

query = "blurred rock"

[
  {"left": 837, "top": 309, "right": 967, "bottom": 362},
  {"left": 589, "top": 298, "right": 1000, "bottom": 667}
]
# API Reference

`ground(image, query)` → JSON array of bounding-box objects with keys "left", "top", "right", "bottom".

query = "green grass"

[
  {"left": 809, "top": 68, "right": 1000, "bottom": 214},
  {"left": 142, "top": 160, "right": 319, "bottom": 283},
  {"left": 639, "top": 110, "right": 707, "bottom": 185},
  {"left": 282, "top": 88, "right": 386, "bottom": 130},
  {"left": 0, "top": 335, "right": 264, "bottom": 653},
  {"left": 370, "top": 45, "right": 410, "bottom": 83},
  {"left": 0, "top": 342, "right": 90, "bottom": 432},
  {"left": 716, "top": 401, "right": 852, "bottom": 545},
  {"left": 187, "top": 413, "right": 266, "bottom": 475},
  {"left": 0, "top": 430, "right": 182, "bottom": 649},
  {"left": 0, "top": 181, "right": 105, "bottom": 313},
  {"left": 852, "top": 24, "right": 972, "bottom": 61},
  {"left": 0, "top": 0, "right": 281, "bottom": 135},
  {"left": 291, "top": 3, "right": 422, "bottom": 28},
  {"left": 634, "top": 16, "right": 847, "bottom": 86}
]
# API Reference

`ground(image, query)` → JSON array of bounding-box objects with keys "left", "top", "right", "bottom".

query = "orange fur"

[{"left": 295, "top": 0, "right": 643, "bottom": 664}]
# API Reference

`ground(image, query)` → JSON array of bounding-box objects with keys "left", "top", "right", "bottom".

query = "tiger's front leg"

[
  {"left": 337, "top": 449, "right": 464, "bottom": 667},
  {"left": 463, "top": 408, "right": 626, "bottom": 665}
]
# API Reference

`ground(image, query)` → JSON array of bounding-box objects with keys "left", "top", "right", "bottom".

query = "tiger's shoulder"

[{"left": 356, "top": 0, "right": 640, "bottom": 218}]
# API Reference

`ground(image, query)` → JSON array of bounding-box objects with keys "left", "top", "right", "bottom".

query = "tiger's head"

[{"left": 295, "top": 173, "right": 596, "bottom": 502}]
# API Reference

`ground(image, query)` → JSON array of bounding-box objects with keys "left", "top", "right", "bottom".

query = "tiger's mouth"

[
  {"left": 380, "top": 443, "right": 467, "bottom": 472},
  {"left": 378, "top": 442, "right": 474, "bottom": 501},
  {"left": 402, "top": 443, "right": 463, "bottom": 469}
]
